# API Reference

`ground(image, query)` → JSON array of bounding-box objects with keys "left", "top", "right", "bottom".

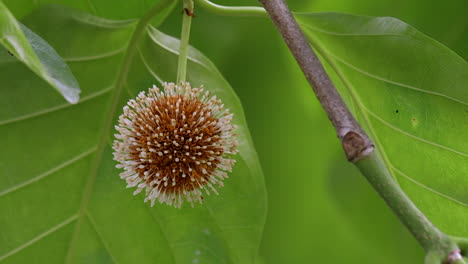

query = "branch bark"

[{"left": 258, "top": 0, "right": 373, "bottom": 162}]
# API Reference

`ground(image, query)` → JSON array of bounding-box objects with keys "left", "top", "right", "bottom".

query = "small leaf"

[
  {"left": 296, "top": 12, "right": 468, "bottom": 238},
  {"left": 0, "top": 5, "right": 266, "bottom": 264},
  {"left": 0, "top": 2, "right": 80, "bottom": 103}
]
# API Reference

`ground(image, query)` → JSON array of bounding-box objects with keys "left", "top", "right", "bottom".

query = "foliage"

[
  {"left": 297, "top": 11, "right": 468, "bottom": 238},
  {"left": 0, "top": 0, "right": 467, "bottom": 263},
  {"left": 0, "top": 3, "right": 265, "bottom": 263}
]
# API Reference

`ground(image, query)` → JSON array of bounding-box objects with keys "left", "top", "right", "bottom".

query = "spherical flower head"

[{"left": 113, "top": 82, "right": 238, "bottom": 208}]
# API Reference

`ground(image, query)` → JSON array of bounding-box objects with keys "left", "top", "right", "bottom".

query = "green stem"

[
  {"left": 115, "top": 0, "right": 174, "bottom": 90},
  {"left": 176, "top": 0, "right": 194, "bottom": 83},
  {"left": 357, "top": 152, "right": 458, "bottom": 256},
  {"left": 196, "top": 0, "right": 267, "bottom": 17}
]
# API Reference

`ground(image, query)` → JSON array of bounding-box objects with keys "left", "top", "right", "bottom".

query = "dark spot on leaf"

[
  {"left": 395, "top": 110, "right": 399, "bottom": 113},
  {"left": 7, "top": 50, "right": 13, "bottom": 56}
]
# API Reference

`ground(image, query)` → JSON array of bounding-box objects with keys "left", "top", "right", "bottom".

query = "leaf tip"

[{"left": 63, "top": 87, "right": 81, "bottom": 104}]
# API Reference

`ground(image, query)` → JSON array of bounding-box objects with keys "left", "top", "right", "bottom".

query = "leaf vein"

[
  {"left": 300, "top": 25, "right": 468, "bottom": 107},
  {"left": 86, "top": 0, "right": 98, "bottom": 15},
  {"left": 0, "top": 147, "right": 97, "bottom": 197},
  {"left": 391, "top": 166, "right": 468, "bottom": 208},
  {"left": 299, "top": 22, "right": 411, "bottom": 37},
  {"left": 68, "top": 13, "right": 136, "bottom": 29},
  {"left": 0, "top": 215, "right": 78, "bottom": 262},
  {"left": 0, "top": 86, "right": 112, "bottom": 126},
  {"left": 145, "top": 27, "right": 211, "bottom": 71},
  {"left": 203, "top": 204, "right": 236, "bottom": 264},
  {"left": 329, "top": 48, "right": 468, "bottom": 107},
  {"left": 171, "top": 241, "right": 227, "bottom": 264},
  {"left": 363, "top": 106, "right": 468, "bottom": 157},
  {"left": 146, "top": 208, "right": 176, "bottom": 263},
  {"left": 64, "top": 47, "right": 125, "bottom": 62},
  {"left": 138, "top": 48, "right": 164, "bottom": 84},
  {"left": 85, "top": 210, "right": 119, "bottom": 263}
]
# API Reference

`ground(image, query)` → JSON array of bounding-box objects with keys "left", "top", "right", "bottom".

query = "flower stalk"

[{"left": 177, "top": 0, "right": 194, "bottom": 83}]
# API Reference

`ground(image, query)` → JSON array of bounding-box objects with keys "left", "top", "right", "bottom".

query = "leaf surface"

[
  {"left": 0, "top": 2, "right": 80, "bottom": 103},
  {"left": 0, "top": 5, "right": 266, "bottom": 264},
  {"left": 3, "top": 0, "right": 175, "bottom": 26},
  {"left": 296, "top": 12, "right": 468, "bottom": 237}
]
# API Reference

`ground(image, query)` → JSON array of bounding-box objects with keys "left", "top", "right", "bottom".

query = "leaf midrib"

[
  {"left": 299, "top": 22, "right": 414, "bottom": 37},
  {"left": 64, "top": 1, "right": 176, "bottom": 262},
  {"left": 85, "top": 210, "right": 119, "bottom": 263},
  {"left": 63, "top": 22, "right": 141, "bottom": 264}
]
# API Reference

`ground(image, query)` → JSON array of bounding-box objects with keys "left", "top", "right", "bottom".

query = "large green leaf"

[
  {"left": 0, "top": 1, "right": 80, "bottom": 103},
  {"left": 296, "top": 13, "right": 468, "bottom": 238},
  {"left": 0, "top": 5, "right": 266, "bottom": 264}
]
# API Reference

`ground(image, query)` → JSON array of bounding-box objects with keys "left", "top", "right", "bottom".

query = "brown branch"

[{"left": 258, "top": 0, "right": 374, "bottom": 162}]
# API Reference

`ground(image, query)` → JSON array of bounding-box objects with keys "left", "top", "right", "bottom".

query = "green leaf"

[
  {"left": 0, "top": 2, "right": 80, "bottom": 103},
  {"left": 0, "top": 5, "right": 266, "bottom": 264},
  {"left": 296, "top": 12, "right": 468, "bottom": 238}
]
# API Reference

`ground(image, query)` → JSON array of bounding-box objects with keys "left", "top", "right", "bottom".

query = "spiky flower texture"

[{"left": 113, "top": 82, "right": 238, "bottom": 208}]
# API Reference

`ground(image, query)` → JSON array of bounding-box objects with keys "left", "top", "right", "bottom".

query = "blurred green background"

[
  {"left": 159, "top": 0, "right": 468, "bottom": 263},
  {"left": 5, "top": 0, "right": 468, "bottom": 262}
]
